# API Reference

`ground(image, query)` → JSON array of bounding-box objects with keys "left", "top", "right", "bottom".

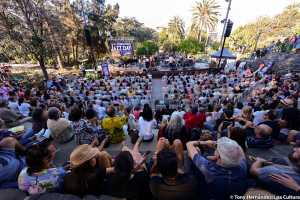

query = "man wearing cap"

[{"left": 187, "top": 137, "right": 247, "bottom": 200}]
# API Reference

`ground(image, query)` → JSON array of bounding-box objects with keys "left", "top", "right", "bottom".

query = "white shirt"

[
  {"left": 253, "top": 110, "right": 268, "bottom": 125},
  {"left": 96, "top": 106, "right": 106, "bottom": 119},
  {"left": 18, "top": 103, "right": 31, "bottom": 117},
  {"left": 233, "top": 108, "right": 242, "bottom": 117},
  {"left": 138, "top": 117, "right": 156, "bottom": 140},
  {"left": 8, "top": 101, "right": 19, "bottom": 112}
]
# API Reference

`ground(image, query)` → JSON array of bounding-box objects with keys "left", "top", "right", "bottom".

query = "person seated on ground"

[
  {"left": 244, "top": 113, "right": 274, "bottom": 148},
  {"left": 287, "top": 129, "right": 300, "bottom": 146},
  {"left": 216, "top": 109, "right": 234, "bottom": 137},
  {"left": 63, "top": 142, "right": 113, "bottom": 197},
  {"left": 102, "top": 106, "right": 127, "bottom": 144},
  {"left": 69, "top": 106, "right": 88, "bottom": 145},
  {"left": 17, "top": 97, "right": 31, "bottom": 117},
  {"left": 19, "top": 107, "right": 49, "bottom": 146},
  {"left": 85, "top": 108, "right": 107, "bottom": 144},
  {"left": 31, "top": 108, "right": 48, "bottom": 135},
  {"left": 150, "top": 138, "right": 198, "bottom": 200},
  {"left": 18, "top": 139, "right": 65, "bottom": 195},
  {"left": 205, "top": 104, "right": 221, "bottom": 131},
  {"left": 250, "top": 147, "right": 300, "bottom": 195},
  {"left": 47, "top": 107, "right": 73, "bottom": 144},
  {"left": 108, "top": 139, "right": 152, "bottom": 200},
  {"left": 183, "top": 106, "right": 206, "bottom": 133},
  {"left": 258, "top": 110, "right": 280, "bottom": 141},
  {"left": 127, "top": 106, "right": 137, "bottom": 132},
  {"left": 187, "top": 137, "right": 247, "bottom": 200},
  {"left": 234, "top": 106, "right": 253, "bottom": 128},
  {"left": 0, "top": 136, "right": 26, "bottom": 189},
  {"left": 279, "top": 108, "right": 300, "bottom": 139},
  {"left": 133, "top": 105, "right": 142, "bottom": 121},
  {"left": 228, "top": 126, "right": 247, "bottom": 153},
  {"left": 158, "top": 113, "right": 188, "bottom": 145},
  {"left": 7, "top": 91, "right": 19, "bottom": 113},
  {"left": 138, "top": 104, "right": 156, "bottom": 142},
  {"left": 0, "top": 99, "right": 27, "bottom": 128}
]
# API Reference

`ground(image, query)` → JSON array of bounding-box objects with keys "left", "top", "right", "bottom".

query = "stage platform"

[{"left": 151, "top": 67, "right": 215, "bottom": 78}]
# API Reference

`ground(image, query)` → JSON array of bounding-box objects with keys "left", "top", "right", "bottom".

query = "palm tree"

[
  {"left": 191, "top": 0, "right": 220, "bottom": 44},
  {"left": 167, "top": 16, "right": 185, "bottom": 44}
]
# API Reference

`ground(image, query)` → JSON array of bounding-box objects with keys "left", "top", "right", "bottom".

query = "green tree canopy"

[
  {"left": 229, "top": 3, "right": 300, "bottom": 54},
  {"left": 190, "top": 0, "right": 220, "bottom": 42},
  {"left": 136, "top": 41, "right": 159, "bottom": 56},
  {"left": 158, "top": 16, "right": 185, "bottom": 53},
  {"left": 113, "top": 17, "right": 157, "bottom": 42},
  {"left": 178, "top": 38, "right": 204, "bottom": 55}
]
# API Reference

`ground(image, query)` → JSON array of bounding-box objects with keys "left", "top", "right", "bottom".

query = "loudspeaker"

[{"left": 224, "top": 21, "right": 233, "bottom": 37}]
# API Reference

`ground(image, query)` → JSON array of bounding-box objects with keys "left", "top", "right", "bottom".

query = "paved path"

[{"left": 151, "top": 78, "right": 164, "bottom": 105}]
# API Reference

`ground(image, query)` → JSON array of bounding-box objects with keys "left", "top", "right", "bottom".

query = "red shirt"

[{"left": 183, "top": 112, "right": 206, "bottom": 130}]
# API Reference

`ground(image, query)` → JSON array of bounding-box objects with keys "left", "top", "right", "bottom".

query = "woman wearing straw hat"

[{"left": 63, "top": 141, "right": 113, "bottom": 197}]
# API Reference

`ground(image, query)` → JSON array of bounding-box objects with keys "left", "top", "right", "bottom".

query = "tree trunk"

[
  {"left": 205, "top": 32, "right": 210, "bottom": 48},
  {"left": 75, "top": 44, "right": 78, "bottom": 64},
  {"left": 254, "top": 32, "right": 262, "bottom": 51},
  {"left": 38, "top": 56, "right": 48, "bottom": 80},
  {"left": 197, "top": 23, "right": 203, "bottom": 42},
  {"left": 56, "top": 54, "right": 63, "bottom": 69},
  {"left": 197, "top": 30, "right": 202, "bottom": 42}
]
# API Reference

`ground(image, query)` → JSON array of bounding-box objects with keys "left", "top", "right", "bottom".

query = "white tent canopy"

[{"left": 210, "top": 48, "right": 237, "bottom": 59}]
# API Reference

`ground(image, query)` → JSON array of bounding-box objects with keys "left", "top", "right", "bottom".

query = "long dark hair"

[
  {"left": 32, "top": 108, "right": 44, "bottom": 122},
  {"left": 110, "top": 151, "right": 134, "bottom": 196},
  {"left": 70, "top": 161, "right": 97, "bottom": 195},
  {"left": 141, "top": 104, "right": 153, "bottom": 121},
  {"left": 229, "top": 127, "right": 246, "bottom": 152},
  {"left": 26, "top": 145, "right": 52, "bottom": 175}
]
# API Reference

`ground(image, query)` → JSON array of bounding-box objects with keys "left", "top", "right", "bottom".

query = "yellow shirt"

[{"left": 102, "top": 116, "right": 127, "bottom": 144}]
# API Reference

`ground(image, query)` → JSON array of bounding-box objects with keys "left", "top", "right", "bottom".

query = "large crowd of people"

[{"left": 0, "top": 65, "right": 300, "bottom": 200}]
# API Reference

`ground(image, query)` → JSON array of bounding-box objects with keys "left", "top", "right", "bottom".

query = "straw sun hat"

[{"left": 70, "top": 144, "right": 99, "bottom": 168}]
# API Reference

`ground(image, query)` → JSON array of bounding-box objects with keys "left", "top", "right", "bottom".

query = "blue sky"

[{"left": 106, "top": 0, "right": 298, "bottom": 32}]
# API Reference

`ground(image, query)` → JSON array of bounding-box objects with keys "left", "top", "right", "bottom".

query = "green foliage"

[
  {"left": 210, "top": 41, "right": 220, "bottom": 51},
  {"left": 113, "top": 17, "right": 158, "bottom": 42},
  {"left": 229, "top": 3, "right": 300, "bottom": 54},
  {"left": 167, "top": 16, "right": 185, "bottom": 44},
  {"left": 136, "top": 41, "right": 159, "bottom": 56},
  {"left": 178, "top": 38, "right": 204, "bottom": 55},
  {"left": 190, "top": 0, "right": 220, "bottom": 42},
  {"left": 158, "top": 16, "right": 185, "bottom": 53}
]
